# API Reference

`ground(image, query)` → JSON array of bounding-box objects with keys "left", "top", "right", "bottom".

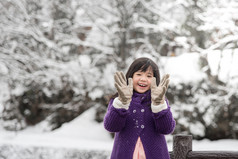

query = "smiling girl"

[{"left": 104, "top": 57, "right": 176, "bottom": 159}]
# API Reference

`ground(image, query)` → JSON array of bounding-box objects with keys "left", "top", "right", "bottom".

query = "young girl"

[{"left": 104, "top": 57, "right": 176, "bottom": 159}]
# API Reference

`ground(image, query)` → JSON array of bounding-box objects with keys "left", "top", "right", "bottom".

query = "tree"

[{"left": 0, "top": 0, "right": 100, "bottom": 130}]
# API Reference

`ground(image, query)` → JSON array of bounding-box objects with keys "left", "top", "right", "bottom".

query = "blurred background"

[{"left": 0, "top": 0, "right": 238, "bottom": 158}]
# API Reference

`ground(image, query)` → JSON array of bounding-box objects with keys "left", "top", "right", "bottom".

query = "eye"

[{"left": 147, "top": 73, "right": 153, "bottom": 78}]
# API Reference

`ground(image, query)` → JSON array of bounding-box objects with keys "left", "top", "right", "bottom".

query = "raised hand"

[
  {"left": 151, "top": 74, "right": 170, "bottom": 105},
  {"left": 114, "top": 71, "right": 133, "bottom": 105}
]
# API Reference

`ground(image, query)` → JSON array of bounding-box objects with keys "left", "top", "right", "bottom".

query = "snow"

[
  {"left": 162, "top": 53, "right": 207, "bottom": 84},
  {"left": 88, "top": 88, "right": 104, "bottom": 100},
  {"left": 1, "top": 0, "right": 238, "bottom": 157},
  {"left": 1, "top": 107, "right": 238, "bottom": 158},
  {"left": 0, "top": 107, "right": 113, "bottom": 152},
  {"left": 1, "top": 52, "right": 238, "bottom": 157},
  {"left": 207, "top": 49, "right": 238, "bottom": 83},
  {"left": 189, "top": 121, "right": 205, "bottom": 137},
  {"left": 161, "top": 50, "right": 238, "bottom": 87}
]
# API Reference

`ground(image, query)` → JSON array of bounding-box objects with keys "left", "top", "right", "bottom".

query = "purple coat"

[{"left": 104, "top": 90, "right": 176, "bottom": 159}]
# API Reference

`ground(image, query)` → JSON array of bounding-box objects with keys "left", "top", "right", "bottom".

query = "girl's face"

[{"left": 132, "top": 67, "right": 154, "bottom": 93}]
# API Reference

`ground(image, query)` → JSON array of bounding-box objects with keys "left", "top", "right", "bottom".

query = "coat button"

[
  {"left": 141, "top": 109, "right": 144, "bottom": 112},
  {"left": 133, "top": 110, "right": 136, "bottom": 113},
  {"left": 141, "top": 125, "right": 144, "bottom": 129}
]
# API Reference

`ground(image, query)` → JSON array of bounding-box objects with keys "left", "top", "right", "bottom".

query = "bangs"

[
  {"left": 132, "top": 59, "right": 153, "bottom": 73},
  {"left": 140, "top": 61, "right": 153, "bottom": 72}
]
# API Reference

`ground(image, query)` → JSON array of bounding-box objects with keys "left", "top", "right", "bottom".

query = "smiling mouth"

[{"left": 138, "top": 83, "right": 147, "bottom": 87}]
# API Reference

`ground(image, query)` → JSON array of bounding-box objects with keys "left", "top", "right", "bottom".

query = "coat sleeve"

[
  {"left": 152, "top": 100, "right": 176, "bottom": 134},
  {"left": 103, "top": 99, "right": 129, "bottom": 133}
]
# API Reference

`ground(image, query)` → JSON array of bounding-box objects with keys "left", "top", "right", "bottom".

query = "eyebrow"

[{"left": 136, "top": 70, "right": 153, "bottom": 75}]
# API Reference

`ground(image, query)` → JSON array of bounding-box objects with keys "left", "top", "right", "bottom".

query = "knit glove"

[
  {"left": 114, "top": 71, "right": 133, "bottom": 105},
  {"left": 151, "top": 74, "right": 170, "bottom": 105}
]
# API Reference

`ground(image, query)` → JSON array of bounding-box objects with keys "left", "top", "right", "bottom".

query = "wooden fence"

[{"left": 171, "top": 134, "right": 238, "bottom": 159}]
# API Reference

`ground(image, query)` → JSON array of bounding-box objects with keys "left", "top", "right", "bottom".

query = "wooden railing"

[{"left": 171, "top": 134, "right": 238, "bottom": 159}]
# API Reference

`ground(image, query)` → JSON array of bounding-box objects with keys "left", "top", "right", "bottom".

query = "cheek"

[
  {"left": 132, "top": 76, "right": 139, "bottom": 83},
  {"left": 147, "top": 79, "right": 152, "bottom": 87},
  {"left": 132, "top": 78, "right": 137, "bottom": 87}
]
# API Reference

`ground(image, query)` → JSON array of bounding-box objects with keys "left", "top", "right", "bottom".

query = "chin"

[{"left": 136, "top": 89, "right": 149, "bottom": 94}]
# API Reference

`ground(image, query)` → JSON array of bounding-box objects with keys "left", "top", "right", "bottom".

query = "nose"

[{"left": 140, "top": 75, "right": 147, "bottom": 81}]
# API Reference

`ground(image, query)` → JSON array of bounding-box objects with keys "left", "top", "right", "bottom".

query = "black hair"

[
  {"left": 125, "top": 57, "right": 160, "bottom": 85},
  {"left": 109, "top": 57, "right": 161, "bottom": 101}
]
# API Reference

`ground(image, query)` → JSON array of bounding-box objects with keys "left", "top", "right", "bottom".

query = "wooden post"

[{"left": 173, "top": 134, "right": 193, "bottom": 159}]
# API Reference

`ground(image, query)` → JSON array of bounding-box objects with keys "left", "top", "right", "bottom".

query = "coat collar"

[{"left": 132, "top": 90, "right": 151, "bottom": 103}]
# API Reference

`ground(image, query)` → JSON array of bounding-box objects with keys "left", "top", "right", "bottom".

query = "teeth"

[{"left": 139, "top": 84, "right": 146, "bottom": 87}]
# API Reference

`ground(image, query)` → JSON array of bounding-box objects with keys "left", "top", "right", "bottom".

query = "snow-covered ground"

[
  {"left": 0, "top": 107, "right": 112, "bottom": 152},
  {"left": 1, "top": 107, "right": 238, "bottom": 157}
]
